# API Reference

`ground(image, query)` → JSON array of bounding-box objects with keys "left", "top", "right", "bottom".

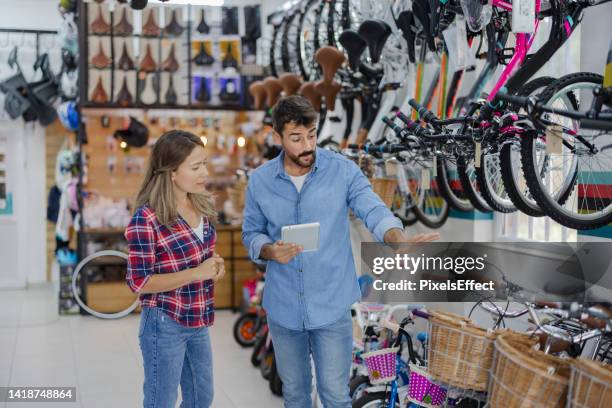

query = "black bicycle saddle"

[
  {"left": 196, "top": 9, "right": 210, "bottom": 34},
  {"left": 412, "top": 0, "right": 436, "bottom": 52},
  {"left": 338, "top": 29, "right": 366, "bottom": 71},
  {"left": 357, "top": 19, "right": 391, "bottom": 64},
  {"left": 395, "top": 10, "right": 417, "bottom": 63}
]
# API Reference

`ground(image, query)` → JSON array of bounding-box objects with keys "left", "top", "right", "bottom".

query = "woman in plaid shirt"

[{"left": 125, "top": 130, "right": 225, "bottom": 408}]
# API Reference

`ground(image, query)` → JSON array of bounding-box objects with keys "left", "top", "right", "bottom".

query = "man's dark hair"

[{"left": 271, "top": 95, "right": 317, "bottom": 136}]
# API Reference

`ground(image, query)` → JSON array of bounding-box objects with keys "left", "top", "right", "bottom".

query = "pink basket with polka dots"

[
  {"left": 407, "top": 364, "right": 447, "bottom": 408},
  {"left": 361, "top": 347, "right": 399, "bottom": 385}
]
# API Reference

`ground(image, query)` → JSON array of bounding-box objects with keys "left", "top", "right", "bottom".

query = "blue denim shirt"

[{"left": 241, "top": 148, "right": 403, "bottom": 330}]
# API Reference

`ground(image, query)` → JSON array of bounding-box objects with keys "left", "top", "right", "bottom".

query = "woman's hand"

[
  {"left": 212, "top": 254, "right": 226, "bottom": 282},
  {"left": 192, "top": 253, "right": 225, "bottom": 282}
]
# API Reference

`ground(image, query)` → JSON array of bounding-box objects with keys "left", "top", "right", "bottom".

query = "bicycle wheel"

[
  {"left": 475, "top": 144, "right": 517, "bottom": 213},
  {"left": 410, "top": 156, "right": 450, "bottom": 228},
  {"left": 281, "top": 7, "right": 301, "bottom": 74},
  {"left": 232, "top": 312, "right": 258, "bottom": 347},
  {"left": 353, "top": 391, "right": 401, "bottom": 408},
  {"left": 349, "top": 374, "right": 371, "bottom": 401},
  {"left": 457, "top": 155, "right": 493, "bottom": 212},
  {"left": 392, "top": 163, "right": 419, "bottom": 227},
  {"left": 436, "top": 157, "right": 474, "bottom": 212},
  {"left": 521, "top": 72, "right": 611, "bottom": 229},
  {"left": 499, "top": 76, "right": 556, "bottom": 216},
  {"left": 297, "top": 0, "right": 321, "bottom": 80}
]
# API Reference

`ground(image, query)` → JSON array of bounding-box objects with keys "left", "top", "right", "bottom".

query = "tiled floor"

[{"left": 0, "top": 285, "right": 284, "bottom": 408}]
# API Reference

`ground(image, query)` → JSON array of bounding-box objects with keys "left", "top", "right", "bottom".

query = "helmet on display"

[
  {"left": 57, "top": 101, "right": 79, "bottom": 131},
  {"left": 59, "top": 0, "right": 77, "bottom": 13},
  {"left": 60, "top": 70, "right": 79, "bottom": 100}
]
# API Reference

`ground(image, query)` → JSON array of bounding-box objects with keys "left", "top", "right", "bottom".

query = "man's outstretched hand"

[{"left": 384, "top": 228, "right": 440, "bottom": 244}]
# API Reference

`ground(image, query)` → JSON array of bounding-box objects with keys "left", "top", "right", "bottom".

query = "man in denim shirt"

[{"left": 242, "top": 96, "right": 438, "bottom": 407}]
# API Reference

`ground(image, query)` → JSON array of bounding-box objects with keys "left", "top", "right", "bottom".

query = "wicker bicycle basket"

[
  {"left": 487, "top": 333, "right": 571, "bottom": 408},
  {"left": 567, "top": 358, "right": 612, "bottom": 407},
  {"left": 369, "top": 178, "right": 397, "bottom": 208},
  {"left": 427, "top": 311, "right": 535, "bottom": 391}
]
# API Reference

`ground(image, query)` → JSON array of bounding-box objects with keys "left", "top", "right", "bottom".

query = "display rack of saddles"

[{"left": 86, "top": 2, "right": 262, "bottom": 109}]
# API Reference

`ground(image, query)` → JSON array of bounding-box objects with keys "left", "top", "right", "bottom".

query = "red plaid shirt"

[{"left": 125, "top": 205, "right": 216, "bottom": 328}]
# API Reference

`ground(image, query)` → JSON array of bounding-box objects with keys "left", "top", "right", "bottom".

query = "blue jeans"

[
  {"left": 139, "top": 307, "right": 214, "bottom": 408},
  {"left": 268, "top": 312, "right": 353, "bottom": 408}
]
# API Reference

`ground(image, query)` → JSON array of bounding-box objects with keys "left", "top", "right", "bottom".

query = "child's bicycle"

[{"left": 233, "top": 267, "right": 266, "bottom": 347}]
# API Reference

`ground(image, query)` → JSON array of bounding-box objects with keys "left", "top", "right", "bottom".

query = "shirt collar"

[{"left": 275, "top": 147, "right": 323, "bottom": 178}]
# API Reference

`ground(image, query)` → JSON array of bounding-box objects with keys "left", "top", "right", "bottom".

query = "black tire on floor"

[
  {"left": 269, "top": 353, "right": 283, "bottom": 396},
  {"left": 232, "top": 312, "right": 258, "bottom": 347},
  {"left": 349, "top": 374, "right": 370, "bottom": 401},
  {"left": 251, "top": 333, "right": 267, "bottom": 367}
]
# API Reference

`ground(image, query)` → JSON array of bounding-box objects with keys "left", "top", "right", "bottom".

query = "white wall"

[{"left": 0, "top": 0, "right": 62, "bottom": 288}]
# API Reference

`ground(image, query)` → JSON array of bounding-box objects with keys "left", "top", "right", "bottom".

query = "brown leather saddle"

[
  {"left": 116, "top": 77, "right": 133, "bottom": 106},
  {"left": 140, "top": 44, "right": 157, "bottom": 73},
  {"left": 114, "top": 7, "right": 133, "bottom": 36},
  {"left": 314, "top": 80, "right": 341, "bottom": 111},
  {"left": 142, "top": 9, "right": 161, "bottom": 37},
  {"left": 90, "top": 76, "right": 108, "bottom": 103},
  {"left": 90, "top": 40, "right": 111, "bottom": 69},
  {"left": 298, "top": 82, "right": 322, "bottom": 112},
  {"left": 117, "top": 42, "right": 134, "bottom": 71},
  {"left": 90, "top": 5, "right": 110, "bottom": 35},
  {"left": 248, "top": 81, "right": 267, "bottom": 110},
  {"left": 262, "top": 76, "right": 283, "bottom": 108},
  {"left": 162, "top": 43, "right": 179, "bottom": 72},
  {"left": 278, "top": 73, "right": 302, "bottom": 97},
  {"left": 314, "top": 46, "right": 345, "bottom": 84},
  {"left": 164, "top": 9, "right": 184, "bottom": 37}
]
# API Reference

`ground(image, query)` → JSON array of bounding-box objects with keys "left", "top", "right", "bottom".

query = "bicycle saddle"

[
  {"left": 165, "top": 75, "right": 177, "bottom": 105},
  {"left": 222, "top": 43, "right": 238, "bottom": 69},
  {"left": 140, "top": 74, "right": 157, "bottom": 105},
  {"left": 248, "top": 81, "right": 267, "bottom": 109},
  {"left": 193, "top": 42, "right": 214, "bottom": 66},
  {"left": 90, "top": 76, "right": 108, "bottom": 103},
  {"left": 90, "top": 5, "right": 110, "bottom": 35},
  {"left": 298, "top": 82, "right": 321, "bottom": 112},
  {"left": 114, "top": 7, "right": 133, "bottom": 36},
  {"left": 314, "top": 80, "right": 341, "bottom": 111},
  {"left": 162, "top": 43, "right": 179, "bottom": 72},
  {"left": 165, "top": 9, "right": 184, "bottom": 37},
  {"left": 196, "top": 9, "right": 210, "bottom": 34},
  {"left": 142, "top": 9, "right": 161, "bottom": 37},
  {"left": 278, "top": 73, "right": 302, "bottom": 96},
  {"left": 314, "top": 46, "right": 346, "bottom": 84},
  {"left": 338, "top": 30, "right": 367, "bottom": 71},
  {"left": 412, "top": 0, "right": 435, "bottom": 52},
  {"left": 117, "top": 42, "right": 135, "bottom": 71},
  {"left": 195, "top": 78, "right": 210, "bottom": 103},
  {"left": 140, "top": 44, "right": 157, "bottom": 72},
  {"left": 116, "top": 77, "right": 133, "bottom": 106},
  {"left": 262, "top": 76, "right": 283, "bottom": 107},
  {"left": 357, "top": 19, "right": 391, "bottom": 64},
  {"left": 395, "top": 10, "right": 417, "bottom": 63},
  {"left": 90, "top": 40, "right": 111, "bottom": 69}
]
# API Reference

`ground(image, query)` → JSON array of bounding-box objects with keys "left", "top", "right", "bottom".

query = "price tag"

[
  {"left": 397, "top": 165, "right": 409, "bottom": 195},
  {"left": 474, "top": 142, "right": 482, "bottom": 168},
  {"left": 421, "top": 168, "right": 431, "bottom": 190},
  {"left": 546, "top": 125, "right": 564, "bottom": 155},
  {"left": 385, "top": 159, "right": 399, "bottom": 177},
  {"left": 512, "top": 0, "right": 536, "bottom": 33},
  {"left": 433, "top": 155, "right": 438, "bottom": 177}
]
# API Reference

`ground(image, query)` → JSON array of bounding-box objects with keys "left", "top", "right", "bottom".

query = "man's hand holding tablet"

[{"left": 259, "top": 222, "right": 320, "bottom": 264}]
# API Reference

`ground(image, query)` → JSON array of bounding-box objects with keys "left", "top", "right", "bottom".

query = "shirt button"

[{"left": 299, "top": 269, "right": 303, "bottom": 273}]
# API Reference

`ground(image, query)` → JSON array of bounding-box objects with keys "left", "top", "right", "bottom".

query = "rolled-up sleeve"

[
  {"left": 125, "top": 209, "right": 155, "bottom": 293},
  {"left": 346, "top": 161, "right": 403, "bottom": 242},
  {"left": 242, "top": 180, "right": 273, "bottom": 265}
]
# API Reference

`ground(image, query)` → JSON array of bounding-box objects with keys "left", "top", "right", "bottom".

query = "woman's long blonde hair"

[{"left": 136, "top": 130, "right": 217, "bottom": 227}]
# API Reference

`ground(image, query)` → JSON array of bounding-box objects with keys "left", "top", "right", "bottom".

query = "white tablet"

[{"left": 281, "top": 222, "right": 320, "bottom": 252}]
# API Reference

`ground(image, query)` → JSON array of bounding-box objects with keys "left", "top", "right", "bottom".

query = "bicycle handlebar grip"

[
  {"left": 382, "top": 116, "right": 401, "bottom": 134},
  {"left": 476, "top": 102, "right": 495, "bottom": 122},
  {"left": 396, "top": 111, "right": 413, "bottom": 126},
  {"left": 411, "top": 309, "right": 430, "bottom": 319},
  {"left": 408, "top": 99, "right": 438, "bottom": 123},
  {"left": 496, "top": 92, "right": 528, "bottom": 108}
]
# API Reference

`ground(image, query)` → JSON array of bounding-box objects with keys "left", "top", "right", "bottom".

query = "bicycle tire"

[
  {"left": 251, "top": 332, "right": 267, "bottom": 367},
  {"left": 353, "top": 391, "right": 401, "bottom": 408},
  {"left": 457, "top": 156, "right": 493, "bottom": 212},
  {"left": 232, "top": 312, "right": 258, "bottom": 347},
  {"left": 296, "top": 0, "right": 320, "bottom": 80},
  {"left": 281, "top": 9, "right": 299, "bottom": 73},
  {"left": 436, "top": 157, "right": 474, "bottom": 212},
  {"left": 520, "top": 72, "right": 612, "bottom": 229},
  {"left": 475, "top": 148, "right": 517, "bottom": 213},
  {"left": 269, "top": 353, "right": 283, "bottom": 396},
  {"left": 498, "top": 76, "right": 556, "bottom": 216}
]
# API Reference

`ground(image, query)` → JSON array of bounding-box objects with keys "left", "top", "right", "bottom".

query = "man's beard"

[{"left": 286, "top": 150, "right": 316, "bottom": 168}]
